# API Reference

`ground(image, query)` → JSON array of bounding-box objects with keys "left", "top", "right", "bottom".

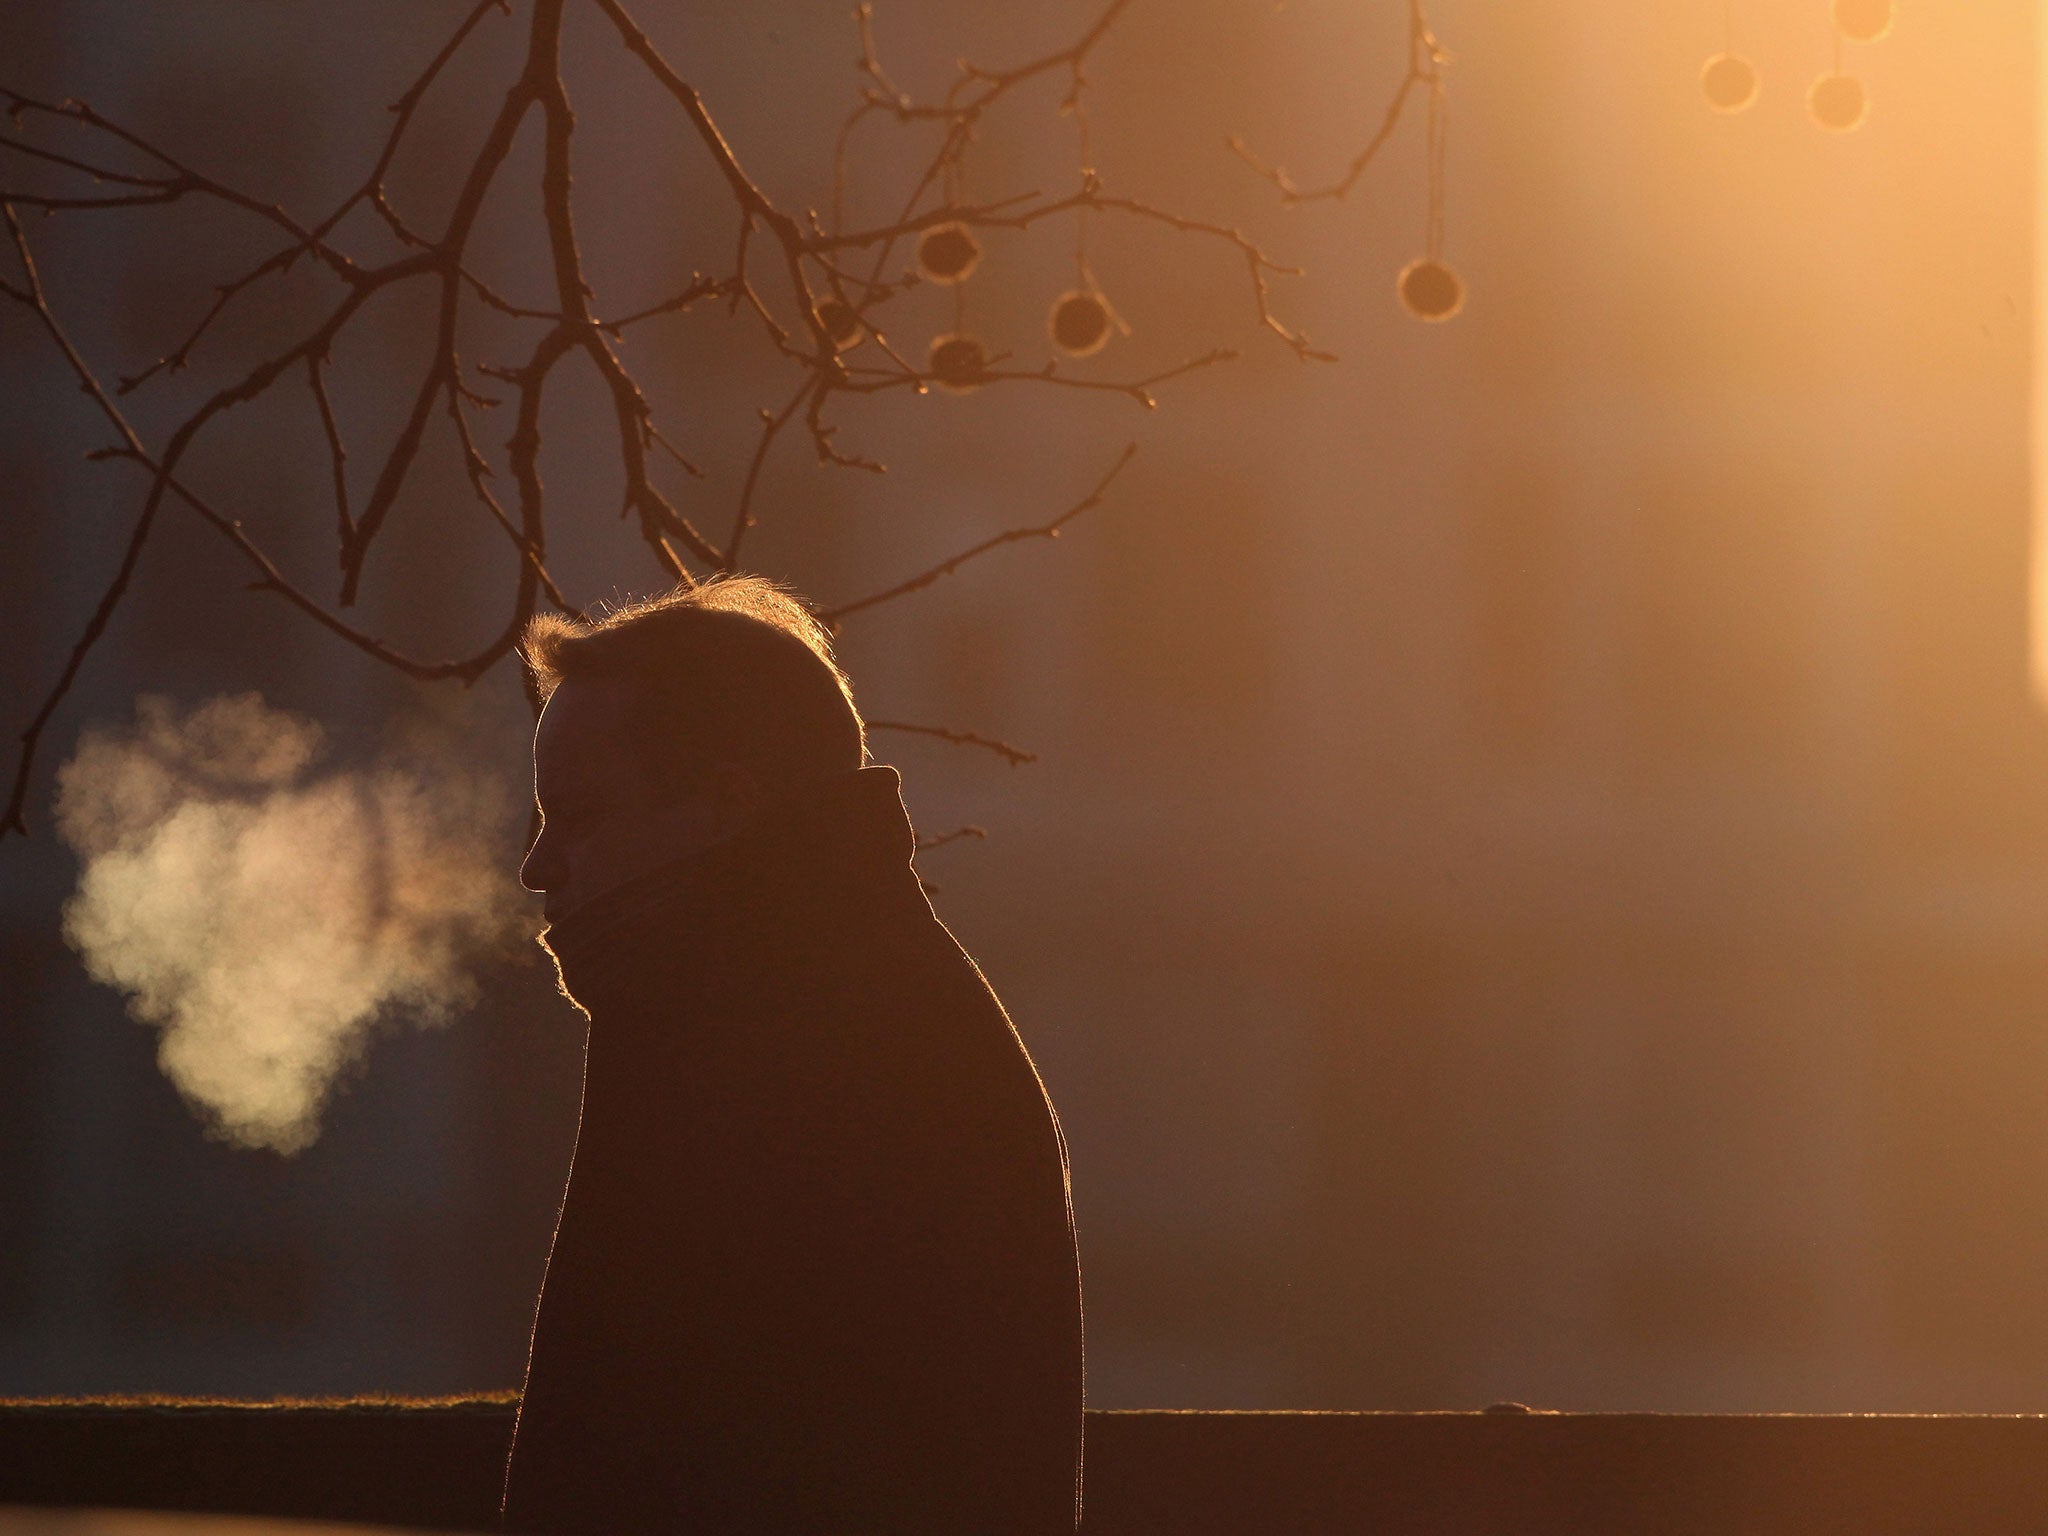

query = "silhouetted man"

[{"left": 500, "top": 577, "right": 1084, "bottom": 1536}]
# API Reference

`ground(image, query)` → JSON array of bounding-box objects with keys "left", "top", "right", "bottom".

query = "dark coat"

[{"left": 501, "top": 766, "right": 1085, "bottom": 1536}]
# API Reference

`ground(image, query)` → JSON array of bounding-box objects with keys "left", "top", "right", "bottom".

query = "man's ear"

[{"left": 703, "top": 760, "right": 762, "bottom": 840}]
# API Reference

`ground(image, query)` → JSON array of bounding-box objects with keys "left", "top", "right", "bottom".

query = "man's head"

[{"left": 518, "top": 576, "right": 864, "bottom": 922}]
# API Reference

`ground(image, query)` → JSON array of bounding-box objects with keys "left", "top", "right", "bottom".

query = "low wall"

[{"left": 4, "top": 1398, "right": 2048, "bottom": 1534}]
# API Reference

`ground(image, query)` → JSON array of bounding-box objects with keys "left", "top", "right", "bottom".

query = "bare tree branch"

[
  {"left": 589, "top": 0, "right": 835, "bottom": 359},
  {"left": 336, "top": 20, "right": 546, "bottom": 604},
  {"left": 0, "top": 208, "right": 517, "bottom": 835},
  {"left": 839, "top": 0, "right": 1131, "bottom": 297},
  {"left": 0, "top": 89, "right": 365, "bottom": 277},
  {"left": 1, "top": 0, "right": 1452, "bottom": 843},
  {"left": 814, "top": 181, "right": 1330, "bottom": 361},
  {"left": 96, "top": 0, "right": 505, "bottom": 394}
]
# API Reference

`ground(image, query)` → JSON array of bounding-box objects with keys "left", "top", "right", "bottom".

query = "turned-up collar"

[{"left": 537, "top": 763, "right": 917, "bottom": 1015}]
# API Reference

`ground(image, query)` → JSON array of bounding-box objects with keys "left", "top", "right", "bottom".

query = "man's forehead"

[{"left": 533, "top": 678, "right": 645, "bottom": 786}]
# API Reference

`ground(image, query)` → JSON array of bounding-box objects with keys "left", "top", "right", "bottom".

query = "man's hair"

[{"left": 522, "top": 576, "right": 865, "bottom": 791}]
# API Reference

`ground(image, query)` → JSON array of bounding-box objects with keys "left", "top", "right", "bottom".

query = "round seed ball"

[
  {"left": 1700, "top": 52, "right": 1760, "bottom": 114},
  {"left": 1398, "top": 258, "right": 1465, "bottom": 322},
  {"left": 1808, "top": 73, "right": 1868, "bottom": 132},
  {"left": 1049, "top": 291, "right": 1113, "bottom": 358},
  {"left": 917, "top": 223, "right": 982, "bottom": 285},
  {"left": 928, "top": 333, "right": 989, "bottom": 394}
]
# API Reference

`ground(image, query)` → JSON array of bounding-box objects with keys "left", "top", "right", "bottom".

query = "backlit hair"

[{"left": 522, "top": 576, "right": 865, "bottom": 790}]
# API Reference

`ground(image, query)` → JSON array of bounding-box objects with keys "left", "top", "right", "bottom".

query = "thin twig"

[
  {"left": 600, "top": 271, "right": 735, "bottom": 333},
  {"left": 306, "top": 352, "right": 352, "bottom": 548},
  {"left": 868, "top": 721, "right": 1037, "bottom": 767},
  {"left": 1, "top": 205, "right": 160, "bottom": 836},
  {"left": 727, "top": 378, "right": 813, "bottom": 569},
  {"left": 805, "top": 377, "right": 885, "bottom": 475},
  {"left": 447, "top": 384, "right": 576, "bottom": 614},
  {"left": 914, "top": 825, "right": 986, "bottom": 852},
  {"left": 0, "top": 89, "right": 363, "bottom": 276},
  {"left": 842, "top": 350, "right": 1236, "bottom": 407},
  {"left": 822, "top": 443, "right": 1136, "bottom": 624},
  {"left": 0, "top": 130, "right": 167, "bottom": 187},
  {"left": 1227, "top": 0, "right": 1444, "bottom": 204}
]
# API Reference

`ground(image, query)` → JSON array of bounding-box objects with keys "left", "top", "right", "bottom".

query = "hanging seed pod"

[
  {"left": 917, "top": 223, "right": 982, "bottom": 286},
  {"left": 1808, "top": 73, "right": 1868, "bottom": 131},
  {"left": 812, "top": 298, "right": 865, "bottom": 353},
  {"left": 1700, "top": 52, "right": 1761, "bottom": 114},
  {"left": 1832, "top": 0, "right": 1893, "bottom": 44},
  {"left": 928, "top": 333, "right": 989, "bottom": 394},
  {"left": 1048, "top": 290, "right": 1114, "bottom": 359},
  {"left": 1397, "top": 258, "right": 1464, "bottom": 323}
]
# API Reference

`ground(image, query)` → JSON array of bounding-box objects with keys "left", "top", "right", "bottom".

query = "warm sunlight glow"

[{"left": 2036, "top": 9, "right": 2048, "bottom": 709}]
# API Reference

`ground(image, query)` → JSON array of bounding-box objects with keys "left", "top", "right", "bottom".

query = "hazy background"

[{"left": 4, "top": 0, "right": 2045, "bottom": 1411}]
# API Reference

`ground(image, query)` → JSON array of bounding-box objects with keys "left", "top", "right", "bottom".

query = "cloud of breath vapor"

[{"left": 55, "top": 693, "right": 533, "bottom": 1154}]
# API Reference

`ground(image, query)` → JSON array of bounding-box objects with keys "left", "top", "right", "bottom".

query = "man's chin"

[{"left": 535, "top": 922, "right": 591, "bottom": 1018}]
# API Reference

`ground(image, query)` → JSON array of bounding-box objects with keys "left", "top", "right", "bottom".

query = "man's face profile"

[{"left": 521, "top": 676, "right": 753, "bottom": 923}]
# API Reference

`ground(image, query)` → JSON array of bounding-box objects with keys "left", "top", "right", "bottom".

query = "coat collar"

[{"left": 537, "top": 764, "right": 917, "bottom": 1015}]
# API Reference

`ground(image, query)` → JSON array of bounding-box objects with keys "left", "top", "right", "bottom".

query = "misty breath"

[{"left": 55, "top": 693, "right": 531, "bottom": 1154}]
